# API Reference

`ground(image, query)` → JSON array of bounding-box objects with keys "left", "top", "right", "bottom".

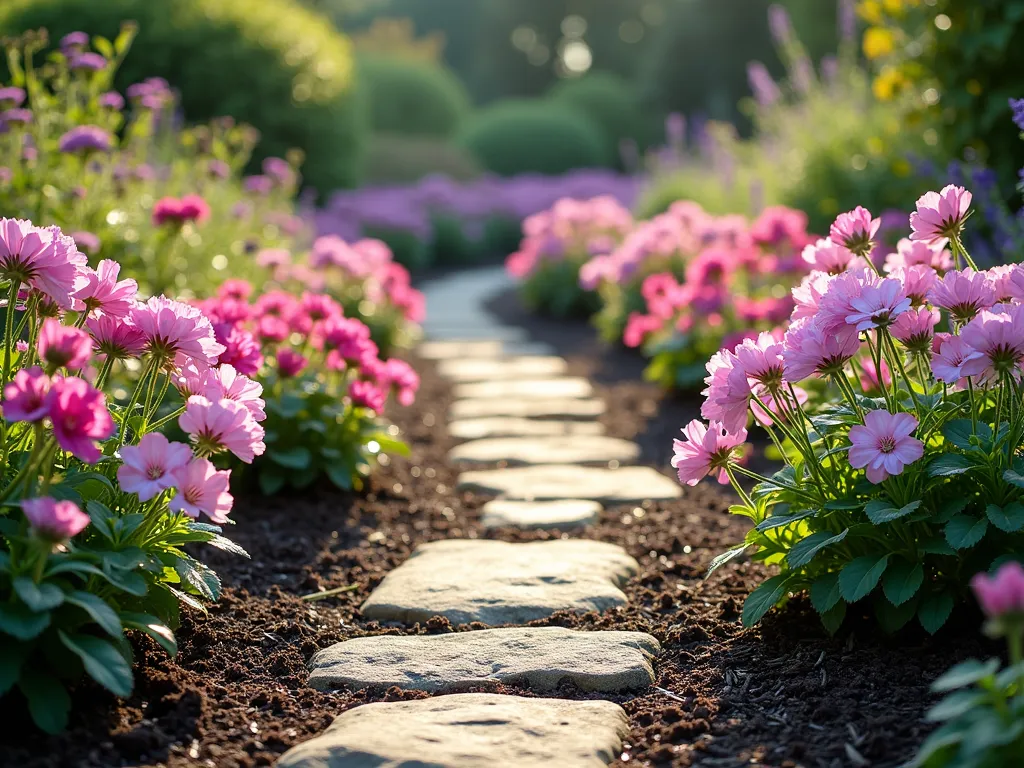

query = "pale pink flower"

[
  {"left": 86, "top": 315, "right": 147, "bottom": 360},
  {"left": 890, "top": 307, "right": 939, "bottom": 353},
  {"left": 984, "top": 264, "right": 1017, "bottom": 302},
  {"left": 22, "top": 497, "right": 89, "bottom": 540},
  {"left": 848, "top": 410, "right": 923, "bottom": 483},
  {"left": 931, "top": 334, "right": 984, "bottom": 386},
  {"left": 202, "top": 364, "right": 266, "bottom": 422},
  {"left": 117, "top": 432, "right": 192, "bottom": 501},
  {"left": 73, "top": 259, "right": 137, "bottom": 317},
  {"left": 671, "top": 420, "right": 747, "bottom": 485},
  {"left": 890, "top": 265, "right": 937, "bottom": 306},
  {"left": 131, "top": 296, "right": 225, "bottom": 364},
  {"left": 791, "top": 271, "right": 833, "bottom": 321},
  {"left": 971, "top": 562, "right": 1024, "bottom": 619},
  {"left": 782, "top": 317, "right": 860, "bottom": 381},
  {"left": 0, "top": 219, "right": 88, "bottom": 307},
  {"left": 173, "top": 358, "right": 210, "bottom": 397},
  {"left": 928, "top": 269, "right": 995, "bottom": 322},
  {"left": 801, "top": 238, "right": 862, "bottom": 274},
  {"left": 256, "top": 248, "right": 291, "bottom": 269},
  {"left": 2, "top": 366, "right": 51, "bottom": 421},
  {"left": 910, "top": 185, "right": 972, "bottom": 244},
  {"left": 845, "top": 277, "right": 911, "bottom": 330},
  {"left": 168, "top": 458, "right": 233, "bottom": 523},
  {"left": 700, "top": 350, "right": 751, "bottom": 433},
  {"left": 178, "top": 396, "right": 265, "bottom": 463},
  {"left": 830, "top": 206, "right": 880, "bottom": 254},
  {"left": 817, "top": 269, "right": 872, "bottom": 333},
  {"left": 38, "top": 318, "right": 92, "bottom": 370},
  {"left": 1004, "top": 264, "right": 1024, "bottom": 302},
  {"left": 46, "top": 376, "right": 115, "bottom": 463},
  {"left": 884, "top": 238, "right": 953, "bottom": 273},
  {"left": 734, "top": 331, "right": 785, "bottom": 388},
  {"left": 958, "top": 306, "right": 1024, "bottom": 383}
]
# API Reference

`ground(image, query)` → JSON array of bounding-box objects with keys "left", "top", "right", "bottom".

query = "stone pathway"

[{"left": 279, "top": 267, "right": 680, "bottom": 767}]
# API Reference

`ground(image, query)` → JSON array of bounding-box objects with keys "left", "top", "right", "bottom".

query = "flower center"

[
  {"left": 878, "top": 436, "right": 896, "bottom": 454},
  {"left": 147, "top": 465, "right": 164, "bottom": 480}
]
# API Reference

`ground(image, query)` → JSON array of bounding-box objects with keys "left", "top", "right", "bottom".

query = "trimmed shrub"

[
  {"left": 363, "top": 133, "right": 481, "bottom": 185},
  {"left": 547, "top": 72, "right": 641, "bottom": 168},
  {"left": 358, "top": 55, "right": 471, "bottom": 138},
  {"left": 0, "top": 0, "right": 366, "bottom": 194},
  {"left": 457, "top": 99, "right": 606, "bottom": 176}
]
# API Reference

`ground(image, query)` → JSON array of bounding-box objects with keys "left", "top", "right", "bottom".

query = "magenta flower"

[
  {"left": 277, "top": 348, "right": 308, "bottom": 378},
  {"left": 320, "top": 316, "right": 372, "bottom": 360},
  {"left": 971, "top": 561, "right": 1024, "bottom": 619},
  {"left": 700, "top": 350, "right": 751, "bottom": 434},
  {"left": 202, "top": 364, "right": 266, "bottom": 422},
  {"left": 38, "top": 318, "right": 92, "bottom": 371},
  {"left": 845, "top": 277, "right": 911, "bottom": 330},
  {"left": 859, "top": 358, "right": 892, "bottom": 392},
  {"left": 734, "top": 331, "right": 785, "bottom": 389},
  {"left": 86, "top": 315, "right": 146, "bottom": 360},
  {"left": 931, "top": 334, "right": 984, "bottom": 387},
  {"left": 2, "top": 367, "right": 51, "bottom": 422},
  {"left": 928, "top": 269, "right": 995, "bottom": 323},
  {"left": 22, "top": 497, "right": 89, "bottom": 540},
  {"left": 382, "top": 358, "right": 420, "bottom": 407},
  {"left": 671, "top": 419, "right": 747, "bottom": 485},
  {"left": 848, "top": 410, "right": 923, "bottom": 484},
  {"left": 168, "top": 458, "right": 233, "bottom": 523},
  {"left": 830, "top": 206, "right": 880, "bottom": 254},
  {"left": 0, "top": 219, "right": 88, "bottom": 308},
  {"left": 891, "top": 307, "right": 940, "bottom": 353},
  {"left": 214, "top": 323, "right": 263, "bottom": 376},
  {"left": 99, "top": 91, "right": 124, "bottom": 110},
  {"left": 958, "top": 306, "right": 1024, "bottom": 383},
  {"left": 74, "top": 259, "right": 137, "bottom": 317},
  {"left": 217, "top": 279, "right": 252, "bottom": 302},
  {"left": 151, "top": 195, "right": 209, "bottom": 226},
  {"left": 801, "top": 238, "right": 862, "bottom": 275},
  {"left": 623, "top": 312, "right": 663, "bottom": 348},
  {"left": 58, "top": 125, "right": 112, "bottom": 154},
  {"left": 910, "top": 185, "right": 972, "bottom": 244},
  {"left": 257, "top": 315, "right": 289, "bottom": 343},
  {"left": 118, "top": 432, "right": 192, "bottom": 501},
  {"left": 46, "top": 376, "right": 115, "bottom": 463},
  {"left": 349, "top": 379, "right": 386, "bottom": 414},
  {"left": 178, "top": 396, "right": 265, "bottom": 463},
  {"left": 131, "top": 296, "right": 225, "bottom": 365},
  {"left": 782, "top": 317, "right": 860, "bottom": 380}
]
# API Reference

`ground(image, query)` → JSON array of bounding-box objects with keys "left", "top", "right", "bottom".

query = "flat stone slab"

[
  {"left": 276, "top": 693, "right": 629, "bottom": 768},
  {"left": 457, "top": 464, "right": 683, "bottom": 503},
  {"left": 454, "top": 377, "right": 593, "bottom": 400},
  {"left": 448, "top": 417, "right": 605, "bottom": 441},
  {"left": 418, "top": 340, "right": 505, "bottom": 359},
  {"left": 437, "top": 356, "right": 568, "bottom": 382},
  {"left": 449, "top": 435, "right": 639, "bottom": 466},
  {"left": 308, "top": 627, "right": 660, "bottom": 693},
  {"left": 361, "top": 539, "right": 638, "bottom": 625},
  {"left": 481, "top": 499, "right": 602, "bottom": 529},
  {"left": 450, "top": 397, "right": 605, "bottom": 420}
]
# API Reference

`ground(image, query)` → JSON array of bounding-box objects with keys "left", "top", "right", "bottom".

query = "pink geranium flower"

[
  {"left": 958, "top": 306, "right": 1024, "bottom": 383},
  {"left": 179, "top": 396, "right": 265, "bottom": 463},
  {"left": 277, "top": 348, "right": 308, "bottom": 378},
  {"left": 890, "top": 307, "right": 940, "bottom": 353},
  {"left": 46, "top": 376, "right": 115, "bottom": 463},
  {"left": 931, "top": 334, "right": 984, "bottom": 387},
  {"left": 202, "top": 364, "right": 266, "bottom": 422},
  {"left": 801, "top": 238, "right": 862, "bottom": 275},
  {"left": 971, "top": 561, "right": 1024, "bottom": 619},
  {"left": 671, "top": 419, "right": 747, "bottom": 485},
  {"left": 782, "top": 318, "right": 860, "bottom": 381},
  {"left": 2, "top": 366, "right": 51, "bottom": 421},
  {"left": 86, "top": 314, "right": 147, "bottom": 360},
  {"left": 0, "top": 219, "right": 88, "bottom": 307},
  {"left": 830, "top": 206, "right": 880, "bottom": 254},
  {"left": 257, "top": 315, "right": 289, "bottom": 343},
  {"left": 928, "top": 269, "right": 995, "bottom": 323},
  {"left": 22, "top": 497, "right": 89, "bottom": 540},
  {"left": 700, "top": 350, "right": 751, "bottom": 434},
  {"left": 168, "top": 458, "right": 233, "bottom": 523},
  {"left": 38, "top": 318, "right": 92, "bottom": 370},
  {"left": 910, "top": 185, "right": 972, "bottom": 244},
  {"left": 845, "top": 277, "right": 911, "bottom": 330},
  {"left": 349, "top": 379, "right": 386, "bottom": 414},
  {"left": 118, "top": 432, "right": 192, "bottom": 501},
  {"left": 131, "top": 296, "right": 226, "bottom": 365},
  {"left": 217, "top": 279, "right": 252, "bottom": 301},
  {"left": 848, "top": 410, "right": 923, "bottom": 483},
  {"left": 73, "top": 259, "right": 137, "bottom": 317}
]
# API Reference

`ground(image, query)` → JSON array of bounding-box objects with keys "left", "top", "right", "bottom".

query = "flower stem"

[{"left": 2, "top": 279, "right": 21, "bottom": 389}]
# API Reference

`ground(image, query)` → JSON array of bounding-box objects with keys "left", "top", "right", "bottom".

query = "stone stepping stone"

[
  {"left": 449, "top": 435, "right": 639, "bottom": 466},
  {"left": 448, "top": 417, "right": 605, "bottom": 441},
  {"left": 361, "top": 539, "right": 638, "bottom": 625},
  {"left": 481, "top": 499, "right": 602, "bottom": 529},
  {"left": 424, "top": 325, "right": 527, "bottom": 342},
  {"left": 454, "top": 377, "right": 593, "bottom": 400},
  {"left": 437, "top": 355, "right": 568, "bottom": 382},
  {"left": 276, "top": 693, "right": 628, "bottom": 768},
  {"left": 457, "top": 464, "right": 683, "bottom": 503},
  {"left": 450, "top": 397, "right": 605, "bottom": 420},
  {"left": 419, "top": 340, "right": 505, "bottom": 360},
  {"left": 307, "top": 627, "right": 660, "bottom": 693}
]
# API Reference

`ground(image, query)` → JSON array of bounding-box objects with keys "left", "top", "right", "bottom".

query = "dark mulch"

[{"left": 0, "top": 288, "right": 996, "bottom": 768}]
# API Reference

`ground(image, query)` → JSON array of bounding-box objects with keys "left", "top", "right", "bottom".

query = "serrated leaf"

[
  {"left": 741, "top": 574, "right": 790, "bottom": 626},
  {"left": 942, "top": 419, "right": 991, "bottom": 451},
  {"left": 865, "top": 499, "right": 921, "bottom": 524},
  {"left": 175, "top": 557, "right": 219, "bottom": 601},
  {"left": 931, "top": 658, "right": 1000, "bottom": 691},
  {"left": 919, "top": 538, "right": 957, "bottom": 556},
  {"left": 755, "top": 508, "right": 815, "bottom": 531},
  {"left": 810, "top": 572, "right": 842, "bottom": 613},
  {"left": 787, "top": 529, "right": 849, "bottom": 569},
  {"left": 875, "top": 593, "right": 918, "bottom": 633},
  {"left": 883, "top": 561, "right": 924, "bottom": 606},
  {"left": 18, "top": 669, "right": 70, "bottom": 734},
  {"left": 64, "top": 591, "right": 122, "bottom": 637},
  {"left": 121, "top": 612, "right": 177, "bottom": 655},
  {"left": 58, "top": 631, "right": 133, "bottom": 697},
  {"left": 12, "top": 577, "right": 65, "bottom": 611},
  {"left": 839, "top": 555, "right": 889, "bottom": 603},
  {"left": 918, "top": 591, "right": 956, "bottom": 634},
  {"left": 706, "top": 545, "right": 749, "bottom": 575},
  {"left": 206, "top": 535, "right": 249, "bottom": 558},
  {"left": 1004, "top": 468, "right": 1024, "bottom": 488},
  {"left": 0, "top": 603, "right": 51, "bottom": 640},
  {"left": 819, "top": 600, "right": 846, "bottom": 635},
  {"left": 166, "top": 585, "right": 206, "bottom": 613},
  {"left": 934, "top": 497, "right": 969, "bottom": 523},
  {"left": 985, "top": 502, "right": 1024, "bottom": 532},
  {"left": 945, "top": 514, "right": 989, "bottom": 549},
  {"left": 927, "top": 453, "right": 974, "bottom": 477}
]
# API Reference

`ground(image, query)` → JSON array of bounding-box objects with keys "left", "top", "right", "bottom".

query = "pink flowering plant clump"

[
  {"left": 673, "top": 189, "right": 1024, "bottom": 635},
  {"left": 0, "top": 219, "right": 251, "bottom": 732},
  {"left": 602, "top": 203, "right": 813, "bottom": 389},
  {"left": 192, "top": 277, "right": 417, "bottom": 494},
  {"left": 505, "top": 195, "right": 633, "bottom": 318},
  {"left": 908, "top": 561, "right": 1024, "bottom": 766}
]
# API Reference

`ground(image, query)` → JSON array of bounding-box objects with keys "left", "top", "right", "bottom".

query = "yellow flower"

[
  {"left": 859, "top": 0, "right": 883, "bottom": 25},
  {"left": 873, "top": 67, "right": 905, "bottom": 101},
  {"left": 863, "top": 27, "right": 896, "bottom": 59}
]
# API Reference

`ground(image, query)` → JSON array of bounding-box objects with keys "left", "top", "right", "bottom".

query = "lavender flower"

[
  {"left": 69, "top": 53, "right": 106, "bottom": 71},
  {"left": 1011, "top": 98, "right": 1024, "bottom": 132},
  {"left": 60, "top": 31, "right": 89, "bottom": 50},
  {"left": 747, "top": 62, "right": 781, "bottom": 106},
  {"left": 58, "top": 125, "right": 113, "bottom": 154},
  {"left": 99, "top": 91, "right": 125, "bottom": 110},
  {"left": 0, "top": 87, "right": 25, "bottom": 107}
]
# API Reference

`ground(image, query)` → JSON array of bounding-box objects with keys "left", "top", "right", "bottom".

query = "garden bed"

[{"left": 0, "top": 304, "right": 995, "bottom": 768}]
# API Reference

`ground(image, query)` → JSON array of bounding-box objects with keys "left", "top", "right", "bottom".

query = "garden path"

[{"left": 278, "top": 267, "right": 680, "bottom": 767}]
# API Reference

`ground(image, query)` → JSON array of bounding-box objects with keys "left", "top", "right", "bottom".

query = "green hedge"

[
  {"left": 358, "top": 55, "right": 470, "bottom": 139},
  {"left": 0, "top": 0, "right": 366, "bottom": 193},
  {"left": 363, "top": 133, "right": 481, "bottom": 185},
  {"left": 547, "top": 73, "right": 641, "bottom": 168},
  {"left": 457, "top": 99, "right": 606, "bottom": 176}
]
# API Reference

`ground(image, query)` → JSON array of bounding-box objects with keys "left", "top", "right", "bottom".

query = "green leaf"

[
  {"left": 12, "top": 577, "right": 65, "bottom": 611},
  {"left": 175, "top": 557, "right": 220, "bottom": 602},
  {"left": 755, "top": 508, "right": 815, "bottom": 531},
  {"left": 918, "top": 591, "right": 956, "bottom": 634},
  {"left": 85, "top": 500, "right": 115, "bottom": 541},
  {"left": 167, "top": 585, "right": 206, "bottom": 613},
  {"left": 919, "top": 538, "right": 957, "bottom": 556},
  {"left": 267, "top": 446, "right": 312, "bottom": 470},
  {"left": 945, "top": 515, "right": 989, "bottom": 549},
  {"left": 942, "top": 419, "right": 991, "bottom": 451},
  {"left": 925, "top": 690, "right": 987, "bottom": 722},
  {"left": 58, "top": 631, "right": 133, "bottom": 697},
  {"left": 986, "top": 502, "right": 1024, "bottom": 532},
  {"left": 927, "top": 454, "right": 974, "bottom": 477},
  {"left": 121, "top": 612, "right": 177, "bottom": 655},
  {"left": 839, "top": 555, "right": 889, "bottom": 603},
  {"left": 1004, "top": 468, "right": 1024, "bottom": 489},
  {"left": 18, "top": 669, "right": 70, "bottom": 734},
  {"left": 706, "top": 545, "right": 749, "bottom": 575},
  {"left": 65, "top": 591, "right": 122, "bottom": 637},
  {"left": 0, "top": 638, "right": 28, "bottom": 696},
  {"left": 875, "top": 593, "right": 918, "bottom": 633},
  {"left": 101, "top": 564, "right": 148, "bottom": 596},
  {"left": 810, "top": 573, "right": 842, "bottom": 613},
  {"left": 0, "top": 602, "right": 51, "bottom": 640},
  {"left": 741, "top": 574, "right": 790, "bottom": 626},
  {"left": 932, "top": 658, "right": 1000, "bottom": 692},
  {"left": 787, "top": 529, "right": 849, "bottom": 569},
  {"left": 883, "top": 561, "right": 924, "bottom": 606},
  {"left": 258, "top": 470, "right": 286, "bottom": 496},
  {"left": 206, "top": 535, "right": 249, "bottom": 558},
  {"left": 326, "top": 464, "right": 354, "bottom": 490},
  {"left": 865, "top": 499, "right": 921, "bottom": 524},
  {"left": 819, "top": 600, "right": 846, "bottom": 635},
  {"left": 934, "top": 497, "right": 969, "bottom": 524}
]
